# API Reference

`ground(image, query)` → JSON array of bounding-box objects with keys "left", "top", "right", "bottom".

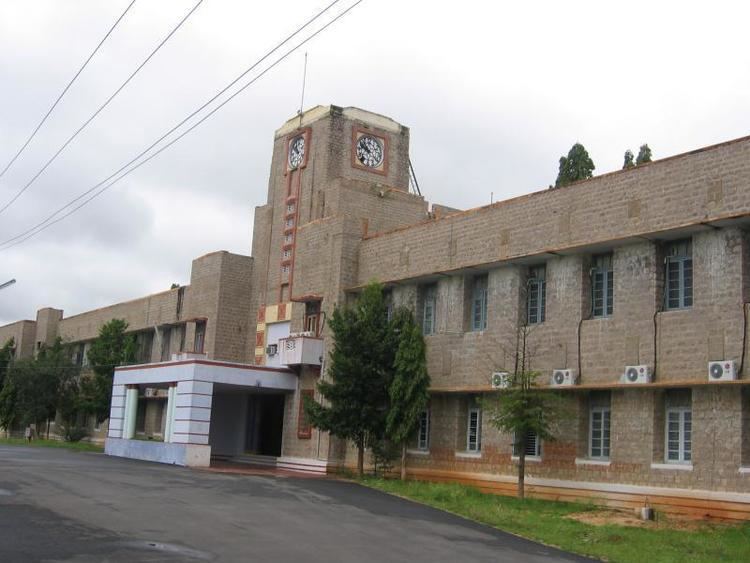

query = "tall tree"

[
  {"left": 484, "top": 327, "right": 566, "bottom": 499},
  {"left": 0, "top": 338, "right": 14, "bottom": 395},
  {"left": 386, "top": 310, "right": 430, "bottom": 480},
  {"left": 81, "top": 319, "right": 136, "bottom": 423},
  {"left": 0, "top": 339, "right": 79, "bottom": 435},
  {"left": 555, "top": 143, "right": 595, "bottom": 187},
  {"left": 636, "top": 144, "right": 652, "bottom": 165},
  {"left": 305, "top": 283, "right": 392, "bottom": 476},
  {"left": 623, "top": 149, "right": 635, "bottom": 169}
]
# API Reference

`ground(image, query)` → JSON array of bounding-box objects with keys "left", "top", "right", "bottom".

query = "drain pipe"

[
  {"left": 577, "top": 268, "right": 595, "bottom": 378},
  {"left": 741, "top": 303, "right": 748, "bottom": 376}
]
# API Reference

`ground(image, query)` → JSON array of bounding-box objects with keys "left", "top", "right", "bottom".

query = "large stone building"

[{"left": 3, "top": 105, "right": 750, "bottom": 519}]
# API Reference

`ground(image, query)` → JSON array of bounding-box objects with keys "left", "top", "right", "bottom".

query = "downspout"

[
  {"left": 741, "top": 303, "right": 748, "bottom": 375},
  {"left": 578, "top": 267, "right": 595, "bottom": 378}
]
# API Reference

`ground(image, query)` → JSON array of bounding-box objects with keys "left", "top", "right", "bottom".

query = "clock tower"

[{"left": 250, "top": 105, "right": 428, "bottom": 366}]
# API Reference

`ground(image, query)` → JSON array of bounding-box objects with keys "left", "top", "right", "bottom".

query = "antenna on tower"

[{"left": 297, "top": 52, "right": 308, "bottom": 124}]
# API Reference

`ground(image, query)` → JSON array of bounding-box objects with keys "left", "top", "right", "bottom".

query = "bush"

[
  {"left": 370, "top": 438, "right": 399, "bottom": 476},
  {"left": 63, "top": 426, "right": 88, "bottom": 443}
]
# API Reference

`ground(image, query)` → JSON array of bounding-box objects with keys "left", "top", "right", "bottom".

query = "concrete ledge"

[{"left": 105, "top": 438, "right": 211, "bottom": 467}]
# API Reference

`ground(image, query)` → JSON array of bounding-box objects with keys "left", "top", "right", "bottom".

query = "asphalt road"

[{"left": 0, "top": 446, "right": 589, "bottom": 562}]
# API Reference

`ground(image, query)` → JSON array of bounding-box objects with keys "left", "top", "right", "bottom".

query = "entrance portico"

[{"left": 105, "top": 357, "right": 297, "bottom": 467}]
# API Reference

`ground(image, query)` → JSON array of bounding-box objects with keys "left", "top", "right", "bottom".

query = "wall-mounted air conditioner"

[
  {"left": 491, "top": 371, "right": 511, "bottom": 389},
  {"left": 550, "top": 369, "right": 577, "bottom": 387},
  {"left": 708, "top": 360, "right": 737, "bottom": 382},
  {"left": 620, "top": 365, "right": 651, "bottom": 384}
]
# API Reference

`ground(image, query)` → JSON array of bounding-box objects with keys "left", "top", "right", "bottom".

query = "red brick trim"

[{"left": 115, "top": 359, "right": 293, "bottom": 374}]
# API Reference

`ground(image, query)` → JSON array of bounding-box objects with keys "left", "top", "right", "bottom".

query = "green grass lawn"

[
  {"left": 362, "top": 477, "right": 750, "bottom": 563},
  {"left": 0, "top": 437, "right": 103, "bottom": 453}
]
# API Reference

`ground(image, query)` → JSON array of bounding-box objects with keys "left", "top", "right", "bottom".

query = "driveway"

[{"left": 0, "top": 446, "right": 589, "bottom": 562}]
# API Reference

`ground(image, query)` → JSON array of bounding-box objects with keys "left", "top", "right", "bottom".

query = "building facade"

[{"left": 3, "top": 105, "right": 750, "bottom": 518}]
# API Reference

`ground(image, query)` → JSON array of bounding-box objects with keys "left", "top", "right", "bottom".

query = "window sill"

[
  {"left": 406, "top": 449, "right": 430, "bottom": 456},
  {"left": 575, "top": 458, "right": 611, "bottom": 467},
  {"left": 455, "top": 451, "right": 482, "bottom": 459},
  {"left": 651, "top": 462, "right": 693, "bottom": 471},
  {"left": 511, "top": 455, "right": 541, "bottom": 463}
]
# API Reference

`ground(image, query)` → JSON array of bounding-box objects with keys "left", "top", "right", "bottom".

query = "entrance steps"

[{"left": 211, "top": 453, "right": 330, "bottom": 475}]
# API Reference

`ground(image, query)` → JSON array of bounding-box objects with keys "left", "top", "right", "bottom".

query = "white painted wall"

[{"left": 265, "top": 321, "right": 290, "bottom": 368}]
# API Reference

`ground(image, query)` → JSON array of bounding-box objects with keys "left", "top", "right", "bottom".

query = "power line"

[
  {"left": 0, "top": 0, "right": 204, "bottom": 217},
  {"left": 0, "top": 0, "right": 136, "bottom": 182},
  {"left": 0, "top": 0, "right": 362, "bottom": 251}
]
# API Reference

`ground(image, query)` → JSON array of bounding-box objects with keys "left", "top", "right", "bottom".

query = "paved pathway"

[{"left": 0, "top": 446, "right": 590, "bottom": 562}]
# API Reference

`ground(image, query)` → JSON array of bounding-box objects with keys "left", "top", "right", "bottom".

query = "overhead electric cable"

[
  {"left": 0, "top": 0, "right": 362, "bottom": 251},
  {"left": 0, "top": 0, "right": 204, "bottom": 216},
  {"left": 0, "top": 0, "right": 137, "bottom": 182}
]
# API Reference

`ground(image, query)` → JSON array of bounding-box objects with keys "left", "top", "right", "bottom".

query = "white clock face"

[
  {"left": 356, "top": 135, "right": 384, "bottom": 168},
  {"left": 288, "top": 135, "right": 305, "bottom": 169}
]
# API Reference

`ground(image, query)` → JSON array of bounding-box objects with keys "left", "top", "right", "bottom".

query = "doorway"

[{"left": 245, "top": 394, "right": 285, "bottom": 457}]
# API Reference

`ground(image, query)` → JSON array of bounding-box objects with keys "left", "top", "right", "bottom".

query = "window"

[
  {"left": 283, "top": 249, "right": 292, "bottom": 260},
  {"left": 665, "top": 240, "right": 693, "bottom": 310},
  {"left": 284, "top": 233, "right": 294, "bottom": 245},
  {"left": 513, "top": 429, "right": 541, "bottom": 457},
  {"left": 304, "top": 301, "right": 321, "bottom": 336},
  {"left": 417, "top": 410, "right": 430, "bottom": 450},
  {"left": 297, "top": 390, "right": 314, "bottom": 439},
  {"left": 591, "top": 254, "right": 614, "bottom": 317},
  {"left": 194, "top": 321, "right": 206, "bottom": 354},
  {"left": 285, "top": 217, "right": 294, "bottom": 229},
  {"left": 384, "top": 290, "right": 394, "bottom": 322},
  {"left": 467, "top": 407, "right": 482, "bottom": 452},
  {"left": 589, "top": 407, "right": 611, "bottom": 459},
  {"left": 421, "top": 285, "right": 437, "bottom": 335},
  {"left": 286, "top": 203, "right": 295, "bottom": 214},
  {"left": 666, "top": 407, "right": 692, "bottom": 463},
  {"left": 527, "top": 265, "right": 546, "bottom": 324},
  {"left": 160, "top": 327, "right": 171, "bottom": 362},
  {"left": 471, "top": 275, "right": 488, "bottom": 331}
]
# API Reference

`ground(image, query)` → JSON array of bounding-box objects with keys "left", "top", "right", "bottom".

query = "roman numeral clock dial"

[
  {"left": 355, "top": 135, "right": 384, "bottom": 168},
  {"left": 288, "top": 135, "right": 305, "bottom": 169}
]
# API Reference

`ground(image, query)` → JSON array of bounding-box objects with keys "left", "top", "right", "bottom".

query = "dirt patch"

[
  {"left": 567, "top": 509, "right": 726, "bottom": 530},
  {"left": 568, "top": 509, "right": 655, "bottom": 528}
]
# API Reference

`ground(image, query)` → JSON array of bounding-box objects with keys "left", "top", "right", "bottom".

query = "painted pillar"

[
  {"left": 107, "top": 384, "right": 126, "bottom": 439},
  {"left": 172, "top": 380, "right": 213, "bottom": 446},
  {"left": 164, "top": 385, "right": 176, "bottom": 443},
  {"left": 123, "top": 387, "right": 139, "bottom": 440}
]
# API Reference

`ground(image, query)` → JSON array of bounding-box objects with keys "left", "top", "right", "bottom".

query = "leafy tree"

[
  {"left": 81, "top": 319, "right": 136, "bottom": 423},
  {"left": 304, "top": 283, "right": 392, "bottom": 477},
  {"left": 636, "top": 144, "right": 652, "bottom": 165},
  {"left": 386, "top": 310, "right": 430, "bottom": 480},
  {"left": 554, "top": 143, "right": 595, "bottom": 187},
  {"left": 0, "top": 339, "right": 79, "bottom": 436},
  {"left": 623, "top": 149, "right": 635, "bottom": 169},
  {"left": 484, "top": 327, "right": 566, "bottom": 499},
  {"left": 0, "top": 338, "right": 14, "bottom": 395}
]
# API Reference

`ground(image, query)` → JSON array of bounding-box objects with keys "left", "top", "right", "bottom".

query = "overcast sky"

[{"left": 1, "top": 0, "right": 749, "bottom": 325}]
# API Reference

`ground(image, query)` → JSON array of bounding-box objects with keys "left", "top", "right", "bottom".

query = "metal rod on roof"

[{"left": 0, "top": 279, "right": 16, "bottom": 291}]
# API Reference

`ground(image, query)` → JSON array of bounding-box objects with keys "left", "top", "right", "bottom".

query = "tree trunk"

[
  {"left": 357, "top": 441, "right": 365, "bottom": 478},
  {"left": 518, "top": 433, "right": 526, "bottom": 499},
  {"left": 400, "top": 442, "right": 407, "bottom": 481}
]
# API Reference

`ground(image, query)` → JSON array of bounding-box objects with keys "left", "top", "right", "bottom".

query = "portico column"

[
  {"left": 123, "top": 386, "right": 139, "bottom": 439},
  {"left": 164, "top": 385, "right": 176, "bottom": 443}
]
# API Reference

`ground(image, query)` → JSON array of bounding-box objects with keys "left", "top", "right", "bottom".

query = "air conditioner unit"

[
  {"left": 491, "top": 371, "right": 511, "bottom": 389},
  {"left": 290, "top": 331, "right": 315, "bottom": 338},
  {"left": 620, "top": 365, "right": 651, "bottom": 384},
  {"left": 550, "top": 369, "right": 577, "bottom": 387},
  {"left": 266, "top": 344, "right": 278, "bottom": 356},
  {"left": 708, "top": 360, "right": 737, "bottom": 382},
  {"left": 144, "top": 388, "right": 158, "bottom": 398}
]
